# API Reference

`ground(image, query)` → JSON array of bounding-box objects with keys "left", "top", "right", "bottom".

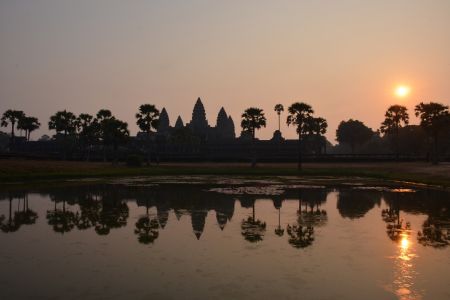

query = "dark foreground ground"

[{"left": 0, "top": 159, "right": 449, "bottom": 188}]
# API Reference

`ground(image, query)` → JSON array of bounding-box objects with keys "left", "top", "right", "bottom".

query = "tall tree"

[
  {"left": 380, "top": 105, "right": 409, "bottom": 159},
  {"left": 274, "top": 104, "right": 284, "bottom": 132},
  {"left": 241, "top": 107, "right": 267, "bottom": 167},
  {"left": 96, "top": 109, "right": 113, "bottom": 122},
  {"left": 286, "top": 102, "right": 314, "bottom": 170},
  {"left": 102, "top": 118, "right": 130, "bottom": 164},
  {"left": 135, "top": 104, "right": 160, "bottom": 165},
  {"left": 77, "top": 113, "right": 99, "bottom": 161},
  {"left": 96, "top": 109, "right": 114, "bottom": 161},
  {"left": 48, "top": 110, "right": 77, "bottom": 137},
  {"left": 306, "top": 117, "right": 328, "bottom": 154},
  {"left": 336, "top": 119, "right": 373, "bottom": 154},
  {"left": 1, "top": 109, "right": 25, "bottom": 148},
  {"left": 241, "top": 107, "right": 267, "bottom": 139},
  {"left": 18, "top": 116, "right": 41, "bottom": 141},
  {"left": 48, "top": 110, "right": 77, "bottom": 159},
  {"left": 415, "top": 102, "right": 450, "bottom": 164}
]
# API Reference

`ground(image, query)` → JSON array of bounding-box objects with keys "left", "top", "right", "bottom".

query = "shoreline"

[{"left": 1, "top": 160, "right": 449, "bottom": 189}]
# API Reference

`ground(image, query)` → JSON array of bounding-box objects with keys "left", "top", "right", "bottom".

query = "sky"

[{"left": 1, "top": 0, "right": 449, "bottom": 141}]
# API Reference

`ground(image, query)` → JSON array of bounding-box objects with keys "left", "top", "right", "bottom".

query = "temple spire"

[
  {"left": 189, "top": 97, "right": 208, "bottom": 137},
  {"left": 158, "top": 107, "right": 170, "bottom": 134},
  {"left": 175, "top": 116, "right": 184, "bottom": 129}
]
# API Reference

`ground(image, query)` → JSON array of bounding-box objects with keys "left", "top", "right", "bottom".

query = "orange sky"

[{"left": 1, "top": 1, "right": 449, "bottom": 141}]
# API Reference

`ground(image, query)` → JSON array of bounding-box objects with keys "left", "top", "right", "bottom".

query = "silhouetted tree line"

[{"left": 1, "top": 101, "right": 449, "bottom": 164}]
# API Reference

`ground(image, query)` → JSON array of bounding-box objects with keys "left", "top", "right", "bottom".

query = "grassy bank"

[{"left": 0, "top": 160, "right": 449, "bottom": 188}]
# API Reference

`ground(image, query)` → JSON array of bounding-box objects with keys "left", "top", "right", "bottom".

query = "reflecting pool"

[{"left": 0, "top": 178, "right": 449, "bottom": 299}]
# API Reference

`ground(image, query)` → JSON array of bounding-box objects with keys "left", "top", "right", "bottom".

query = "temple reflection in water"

[
  {"left": 1, "top": 185, "right": 449, "bottom": 249},
  {"left": 1, "top": 184, "right": 450, "bottom": 299}
]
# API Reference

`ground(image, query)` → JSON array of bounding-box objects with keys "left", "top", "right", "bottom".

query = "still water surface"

[{"left": 0, "top": 178, "right": 449, "bottom": 299}]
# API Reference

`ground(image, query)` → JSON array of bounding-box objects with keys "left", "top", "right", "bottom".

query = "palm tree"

[
  {"left": 102, "top": 118, "right": 130, "bottom": 164},
  {"left": 241, "top": 107, "right": 267, "bottom": 167},
  {"left": 274, "top": 104, "right": 284, "bottom": 132},
  {"left": 18, "top": 116, "right": 40, "bottom": 141},
  {"left": 380, "top": 105, "right": 409, "bottom": 159},
  {"left": 286, "top": 102, "right": 314, "bottom": 170},
  {"left": 306, "top": 117, "right": 328, "bottom": 154},
  {"left": 135, "top": 104, "right": 160, "bottom": 166},
  {"left": 415, "top": 102, "right": 449, "bottom": 164},
  {"left": 96, "top": 109, "right": 114, "bottom": 161},
  {"left": 48, "top": 110, "right": 77, "bottom": 136},
  {"left": 1, "top": 109, "right": 25, "bottom": 148},
  {"left": 77, "top": 113, "right": 99, "bottom": 161},
  {"left": 48, "top": 110, "right": 77, "bottom": 159}
]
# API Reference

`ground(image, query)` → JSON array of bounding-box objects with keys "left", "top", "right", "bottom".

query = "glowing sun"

[{"left": 395, "top": 85, "right": 410, "bottom": 98}]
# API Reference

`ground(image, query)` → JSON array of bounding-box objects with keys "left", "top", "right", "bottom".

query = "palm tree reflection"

[
  {"left": 417, "top": 191, "right": 450, "bottom": 248},
  {"left": 1, "top": 194, "right": 22, "bottom": 233},
  {"left": 286, "top": 189, "right": 328, "bottom": 249},
  {"left": 273, "top": 197, "right": 284, "bottom": 237},
  {"left": 134, "top": 198, "right": 160, "bottom": 244},
  {"left": 46, "top": 196, "right": 76, "bottom": 234},
  {"left": 382, "top": 193, "right": 411, "bottom": 242},
  {"left": 286, "top": 224, "right": 314, "bottom": 248},
  {"left": 418, "top": 216, "right": 450, "bottom": 248},
  {"left": 240, "top": 197, "right": 266, "bottom": 243},
  {"left": 94, "top": 192, "right": 129, "bottom": 235}
]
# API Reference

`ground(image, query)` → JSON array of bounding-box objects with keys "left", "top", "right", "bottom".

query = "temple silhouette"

[{"left": 156, "top": 97, "right": 236, "bottom": 141}]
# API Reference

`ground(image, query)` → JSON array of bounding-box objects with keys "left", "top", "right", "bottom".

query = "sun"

[{"left": 395, "top": 85, "right": 410, "bottom": 98}]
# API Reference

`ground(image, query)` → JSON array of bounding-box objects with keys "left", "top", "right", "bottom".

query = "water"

[{"left": 0, "top": 178, "right": 449, "bottom": 299}]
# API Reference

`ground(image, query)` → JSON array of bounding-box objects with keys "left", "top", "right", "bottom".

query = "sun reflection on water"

[{"left": 393, "top": 232, "right": 422, "bottom": 300}]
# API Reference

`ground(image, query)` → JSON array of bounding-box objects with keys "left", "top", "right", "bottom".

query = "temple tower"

[
  {"left": 227, "top": 116, "right": 236, "bottom": 139},
  {"left": 157, "top": 107, "right": 170, "bottom": 135},
  {"left": 175, "top": 116, "right": 184, "bottom": 129},
  {"left": 189, "top": 97, "right": 209, "bottom": 137},
  {"left": 215, "top": 107, "right": 235, "bottom": 139}
]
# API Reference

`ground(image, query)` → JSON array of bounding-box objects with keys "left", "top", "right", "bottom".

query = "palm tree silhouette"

[
  {"left": 18, "top": 116, "right": 40, "bottom": 141},
  {"left": 101, "top": 117, "right": 130, "bottom": 164},
  {"left": 274, "top": 104, "right": 284, "bottom": 132},
  {"left": 136, "top": 104, "right": 160, "bottom": 165},
  {"left": 414, "top": 102, "right": 449, "bottom": 164},
  {"left": 76, "top": 113, "right": 100, "bottom": 161},
  {"left": 241, "top": 107, "right": 267, "bottom": 167},
  {"left": 1, "top": 109, "right": 25, "bottom": 149},
  {"left": 380, "top": 105, "right": 409, "bottom": 160},
  {"left": 48, "top": 110, "right": 78, "bottom": 159},
  {"left": 286, "top": 102, "right": 314, "bottom": 170},
  {"left": 96, "top": 109, "right": 114, "bottom": 161},
  {"left": 306, "top": 117, "right": 328, "bottom": 155}
]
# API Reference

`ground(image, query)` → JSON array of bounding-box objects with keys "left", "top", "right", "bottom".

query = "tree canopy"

[
  {"left": 241, "top": 107, "right": 266, "bottom": 139},
  {"left": 336, "top": 119, "right": 373, "bottom": 153}
]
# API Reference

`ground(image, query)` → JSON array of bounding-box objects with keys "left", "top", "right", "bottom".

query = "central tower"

[{"left": 189, "top": 97, "right": 209, "bottom": 137}]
